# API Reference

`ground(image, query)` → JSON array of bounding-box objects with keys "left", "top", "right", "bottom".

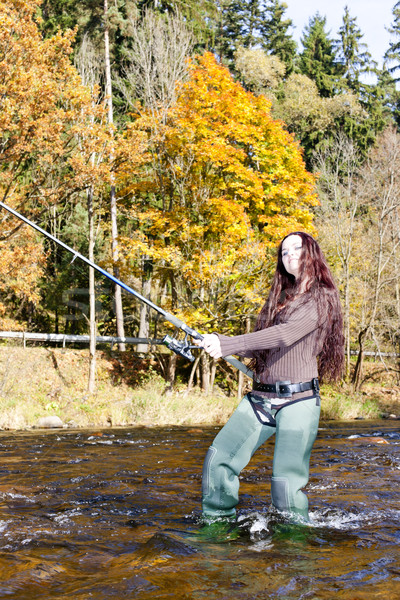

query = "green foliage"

[
  {"left": 217, "top": 0, "right": 262, "bottom": 62},
  {"left": 335, "top": 6, "right": 374, "bottom": 93},
  {"left": 384, "top": 0, "right": 400, "bottom": 80},
  {"left": 215, "top": 0, "right": 297, "bottom": 71},
  {"left": 260, "top": 0, "right": 297, "bottom": 74},
  {"left": 298, "top": 13, "right": 344, "bottom": 97},
  {"left": 37, "top": 0, "right": 400, "bottom": 145},
  {"left": 272, "top": 73, "right": 368, "bottom": 167},
  {"left": 39, "top": 0, "right": 81, "bottom": 36}
]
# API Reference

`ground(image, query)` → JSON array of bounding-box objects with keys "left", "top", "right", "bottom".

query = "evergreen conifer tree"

[
  {"left": 219, "top": 0, "right": 262, "bottom": 62},
  {"left": 299, "top": 13, "right": 342, "bottom": 97},
  {"left": 336, "top": 6, "right": 373, "bottom": 92},
  {"left": 384, "top": 0, "right": 400, "bottom": 80},
  {"left": 363, "top": 68, "right": 398, "bottom": 128},
  {"left": 260, "top": 0, "right": 297, "bottom": 74},
  {"left": 219, "top": 0, "right": 247, "bottom": 61}
]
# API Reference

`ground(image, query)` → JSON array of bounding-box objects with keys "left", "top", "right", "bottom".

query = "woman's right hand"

[{"left": 193, "top": 333, "right": 222, "bottom": 359}]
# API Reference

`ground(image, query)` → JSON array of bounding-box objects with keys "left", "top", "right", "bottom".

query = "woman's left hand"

[{"left": 193, "top": 333, "right": 222, "bottom": 359}]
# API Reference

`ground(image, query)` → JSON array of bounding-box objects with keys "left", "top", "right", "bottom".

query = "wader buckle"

[{"left": 275, "top": 380, "right": 292, "bottom": 398}]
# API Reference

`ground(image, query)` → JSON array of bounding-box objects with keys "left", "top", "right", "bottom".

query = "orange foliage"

[{"left": 0, "top": 0, "right": 112, "bottom": 327}]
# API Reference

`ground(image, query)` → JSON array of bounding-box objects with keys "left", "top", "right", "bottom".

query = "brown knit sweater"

[{"left": 218, "top": 297, "right": 323, "bottom": 400}]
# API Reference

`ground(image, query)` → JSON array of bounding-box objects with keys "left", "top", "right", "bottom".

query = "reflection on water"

[{"left": 0, "top": 420, "right": 398, "bottom": 599}]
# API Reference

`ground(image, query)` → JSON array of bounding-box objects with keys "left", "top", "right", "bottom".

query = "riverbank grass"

[
  {"left": 319, "top": 384, "right": 382, "bottom": 420},
  {"left": 0, "top": 345, "right": 239, "bottom": 429},
  {"left": 0, "top": 346, "right": 396, "bottom": 430}
]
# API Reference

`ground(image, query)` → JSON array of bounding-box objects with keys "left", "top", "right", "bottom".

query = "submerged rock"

[
  {"left": 139, "top": 532, "right": 197, "bottom": 560},
  {"left": 37, "top": 415, "right": 64, "bottom": 429}
]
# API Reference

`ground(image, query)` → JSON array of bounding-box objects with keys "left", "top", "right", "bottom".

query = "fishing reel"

[{"left": 162, "top": 333, "right": 198, "bottom": 361}]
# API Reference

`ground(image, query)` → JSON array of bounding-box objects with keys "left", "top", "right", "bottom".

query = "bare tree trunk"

[
  {"left": 195, "top": 360, "right": 201, "bottom": 388},
  {"left": 210, "top": 358, "right": 217, "bottom": 394},
  {"left": 137, "top": 282, "right": 150, "bottom": 353},
  {"left": 104, "top": 0, "right": 125, "bottom": 351},
  {"left": 186, "top": 354, "right": 201, "bottom": 395},
  {"left": 237, "top": 367, "right": 244, "bottom": 400},
  {"left": 137, "top": 256, "right": 152, "bottom": 353},
  {"left": 87, "top": 187, "right": 96, "bottom": 394},
  {"left": 344, "top": 265, "right": 351, "bottom": 378},
  {"left": 164, "top": 353, "right": 177, "bottom": 395},
  {"left": 74, "top": 36, "right": 103, "bottom": 393},
  {"left": 200, "top": 351, "right": 210, "bottom": 394},
  {"left": 391, "top": 214, "right": 400, "bottom": 384},
  {"left": 52, "top": 205, "right": 60, "bottom": 334},
  {"left": 237, "top": 316, "right": 251, "bottom": 399}
]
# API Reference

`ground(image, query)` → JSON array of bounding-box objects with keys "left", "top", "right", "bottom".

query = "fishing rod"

[{"left": 0, "top": 201, "right": 253, "bottom": 379}]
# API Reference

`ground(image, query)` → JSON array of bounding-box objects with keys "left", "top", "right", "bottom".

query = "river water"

[{"left": 0, "top": 420, "right": 398, "bottom": 599}]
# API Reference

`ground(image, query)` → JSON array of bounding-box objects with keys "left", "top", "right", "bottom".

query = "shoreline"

[{"left": 1, "top": 409, "right": 398, "bottom": 433}]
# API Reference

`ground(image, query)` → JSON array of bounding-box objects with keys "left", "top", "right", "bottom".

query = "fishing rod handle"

[{"left": 224, "top": 355, "right": 254, "bottom": 379}]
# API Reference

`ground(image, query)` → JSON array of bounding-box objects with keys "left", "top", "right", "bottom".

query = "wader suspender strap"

[{"left": 248, "top": 393, "right": 321, "bottom": 427}]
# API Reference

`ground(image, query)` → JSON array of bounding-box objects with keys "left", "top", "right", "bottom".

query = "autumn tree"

[
  {"left": 351, "top": 128, "right": 400, "bottom": 390},
  {"left": 314, "top": 130, "right": 400, "bottom": 391},
  {"left": 314, "top": 134, "right": 362, "bottom": 376},
  {"left": 234, "top": 46, "right": 286, "bottom": 94},
  {"left": 116, "top": 9, "right": 194, "bottom": 356},
  {"left": 120, "top": 52, "right": 317, "bottom": 390},
  {"left": 0, "top": 0, "right": 111, "bottom": 334}
]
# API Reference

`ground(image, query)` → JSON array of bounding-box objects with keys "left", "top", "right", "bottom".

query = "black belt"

[{"left": 253, "top": 378, "right": 319, "bottom": 398}]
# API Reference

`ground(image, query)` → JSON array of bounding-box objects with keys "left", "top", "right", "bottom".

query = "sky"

[{"left": 284, "top": 0, "right": 396, "bottom": 68}]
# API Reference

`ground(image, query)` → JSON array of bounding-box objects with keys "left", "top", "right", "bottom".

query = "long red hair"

[{"left": 251, "top": 232, "right": 344, "bottom": 382}]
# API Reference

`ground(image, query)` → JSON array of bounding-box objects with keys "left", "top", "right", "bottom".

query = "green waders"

[{"left": 202, "top": 393, "right": 321, "bottom": 521}]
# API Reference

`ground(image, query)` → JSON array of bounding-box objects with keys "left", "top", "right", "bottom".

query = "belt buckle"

[{"left": 276, "top": 380, "right": 292, "bottom": 398}]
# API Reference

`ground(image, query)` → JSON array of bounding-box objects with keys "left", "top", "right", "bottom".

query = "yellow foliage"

[{"left": 119, "top": 52, "right": 318, "bottom": 331}]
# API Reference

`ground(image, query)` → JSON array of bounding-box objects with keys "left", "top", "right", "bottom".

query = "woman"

[{"left": 197, "top": 232, "right": 344, "bottom": 522}]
